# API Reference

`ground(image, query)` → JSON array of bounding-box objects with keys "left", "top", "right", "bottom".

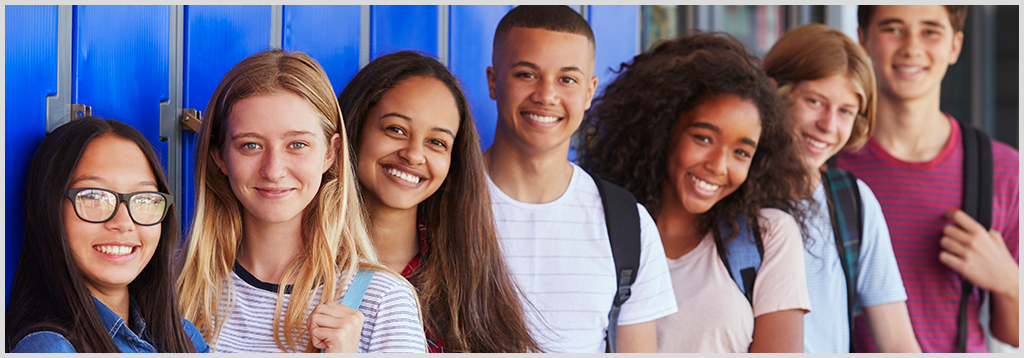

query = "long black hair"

[{"left": 5, "top": 117, "right": 195, "bottom": 352}]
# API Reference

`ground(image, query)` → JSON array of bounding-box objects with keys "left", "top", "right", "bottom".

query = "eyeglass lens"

[{"left": 74, "top": 189, "right": 167, "bottom": 225}]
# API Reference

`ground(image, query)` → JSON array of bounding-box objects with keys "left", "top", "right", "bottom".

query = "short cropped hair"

[
  {"left": 493, "top": 5, "right": 595, "bottom": 55},
  {"left": 858, "top": 5, "right": 967, "bottom": 33}
]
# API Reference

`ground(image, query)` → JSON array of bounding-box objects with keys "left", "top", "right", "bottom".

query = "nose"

[
  {"left": 398, "top": 140, "right": 426, "bottom": 166},
  {"left": 898, "top": 30, "right": 923, "bottom": 58},
  {"left": 817, "top": 108, "right": 839, "bottom": 133},
  {"left": 704, "top": 146, "right": 728, "bottom": 176},
  {"left": 105, "top": 202, "right": 136, "bottom": 232},
  {"left": 530, "top": 78, "right": 558, "bottom": 105},
  {"left": 261, "top": 150, "right": 287, "bottom": 182}
]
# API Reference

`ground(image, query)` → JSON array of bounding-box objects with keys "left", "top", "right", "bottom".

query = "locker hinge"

[{"left": 181, "top": 108, "right": 202, "bottom": 133}]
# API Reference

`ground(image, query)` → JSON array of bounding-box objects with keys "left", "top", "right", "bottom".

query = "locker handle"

[
  {"left": 181, "top": 108, "right": 202, "bottom": 133},
  {"left": 71, "top": 103, "right": 92, "bottom": 119}
]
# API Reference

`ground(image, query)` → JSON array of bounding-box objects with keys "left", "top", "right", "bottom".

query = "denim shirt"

[{"left": 11, "top": 296, "right": 209, "bottom": 353}]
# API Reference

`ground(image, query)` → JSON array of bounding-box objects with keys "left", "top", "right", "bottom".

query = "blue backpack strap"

[
  {"left": 586, "top": 169, "right": 641, "bottom": 353},
  {"left": 957, "top": 124, "right": 993, "bottom": 353},
  {"left": 714, "top": 215, "right": 763, "bottom": 305},
  {"left": 340, "top": 269, "right": 376, "bottom": 309},
  {"left": 824, "top": 157, "right": 864, "bottom": 352}
]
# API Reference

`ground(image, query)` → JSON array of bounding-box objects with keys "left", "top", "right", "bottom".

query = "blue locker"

[
  {"left": 5, "top": 5, "right": 59, "bottom": 307},
  {"left": 283, "top": 5, "right": 361, "bottom": 96},
  {"left": 449, "top": 5, "right": 512, "bottom": 153},
  {"left": 73, "top": 5, "right": 169, "bottom": 169},
  {"left": 180, "top": 5, "right": 273, "bottom": 230},
  {"left": 371, "top": 5, "right": 438, "bottom": 60},
  {"left": 590, "top": 5, "right": 638, "bottom": 98}
]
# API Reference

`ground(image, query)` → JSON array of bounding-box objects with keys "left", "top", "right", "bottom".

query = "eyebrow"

[
  {"left": 509, "top": 61, "right": 585, "bottom": 75},
  {"left": 876, "top": 18, "right": 948, "bottom": 30},
  {"left": 70, "top": 175, "right": 159, "bottom": 190},
  {"left": 690, "top": 122, "right": 758, "bottom": 147},
  {"left": 380, "top": 113, "right": 456, "bottom": 139},
  {"left": 231, "top": 130, "right": 315, "bottom": 141}
]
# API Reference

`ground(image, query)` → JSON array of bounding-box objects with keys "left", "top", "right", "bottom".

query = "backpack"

[
  {"left": 586, "top": 170, "right": 641, "bottom": 354},
  {"left": 956, "top": 124, "right": 993, "bottom": 353},
  {"left": 340, "top": 269, "right": 376, "bottom": 309},
  {"left": 713, "top": 161, "right": 863, "bottom": 352}
]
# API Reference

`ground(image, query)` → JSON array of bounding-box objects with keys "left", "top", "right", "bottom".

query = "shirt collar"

[{"left": 91, "top": 295, "right": 147, "bottom": 339}]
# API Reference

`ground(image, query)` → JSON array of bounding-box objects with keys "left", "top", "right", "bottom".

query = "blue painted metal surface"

[
  {"left": 73, "top": 5, "right": 169, "bottom": 169},
  {"left": 371, "top": 5, "right": 438, "bottom": 60},
  {"left": 449, "top": 5, "right": 511, "bottom": 153},
  {"left": 181, "top": 5, "right": 272, "bottom": 231},
  {"left": 590, "top": 5, "right": 638, "bottom": 97},
  {"left": 5, "top": 5, "right": 59, "bottom": 308},
  {"left": 283, "top": 5, "right": 361, "bottom": 96}
]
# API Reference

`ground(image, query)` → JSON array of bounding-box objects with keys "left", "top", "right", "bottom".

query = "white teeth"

[
  {"left": 386, "top": 167, "right": 421, "bottom": 184},
  {"left": 691, "top": 175, "right": 720, "bottom": 191},
  {"left": 524, "top": 113, "right": 559, "bottom": 123},
  {"left": 95, "top": 245, "right": 134, "bottom": 256},
  {"left": 806, "top": 137, "right": 828, "bottom": 149},
  {"left": 895, "top": 66, "right": 922, "bottom": 74}
]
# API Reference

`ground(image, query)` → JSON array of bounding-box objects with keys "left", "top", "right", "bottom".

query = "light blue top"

[
  {"left": 801, "top": 179, "right": 908, "bottom": 353},
  {"left": 11, "top": 296, "right": 209, "bottom": 353}
]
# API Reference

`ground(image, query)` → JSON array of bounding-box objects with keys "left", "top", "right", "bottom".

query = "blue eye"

[
  {"left": 243, "top": 142, "right": 260, "bottom": 150},
  {"left": 290, "top": 142, "right": 308, "bottom": 149}
]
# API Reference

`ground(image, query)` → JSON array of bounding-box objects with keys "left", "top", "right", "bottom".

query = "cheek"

[{"left": 728, "top": 162, "right": 752, "bottom": 192}]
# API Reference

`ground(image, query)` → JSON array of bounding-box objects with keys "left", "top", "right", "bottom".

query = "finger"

[
  {"left": 308, "top": 327, "right": 329, "bottom": 349},
  {"left": 939, "top": 235, "right": 969, "bottom": 258},
  {"left": 941, "top": 224, "right": 973, "bottom": 244},
  {"left": 945, "top": 209, "right": 986, "bottom": 234},
  {"left": 938, "top": 250, "right": 966, "bottom": 274},
  {"left": 989, "top": 229, "right": 1008, "bottom": 249}
]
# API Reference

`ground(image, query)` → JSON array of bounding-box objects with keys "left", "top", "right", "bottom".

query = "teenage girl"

[
  {"left": 7, "top": 117, "right": 207, "bottom": 352},
  {"left": 580, "top": 32, "right": 813, "bottom": 352},
  {"left": 176, "top": 49, "right": 425, "bottom": 353},
  {"left": 762, "top": 23, "right": 920, "bottom": 353}
]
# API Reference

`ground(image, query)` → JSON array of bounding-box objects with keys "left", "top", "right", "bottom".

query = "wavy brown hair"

[
  {"left": 7, "top": 117, "right": 195, "bottom": 352},
  {"left": 338, "top": 50, "right": 539, "bottom": 352},
  {"left": 579, "top": 31, "right": 812, "bottom": 242}
]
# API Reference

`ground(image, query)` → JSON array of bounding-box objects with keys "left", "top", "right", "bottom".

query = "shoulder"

[
  {"left": 757, "top": 208, "right": 799, "bottom": 234},
  {"left": 180, "top": 318, "right": 210, "bottom": 353},
  {"left": 349, "top": 270, "right": 418, "bottom": 312},
  {"left": 990, "top": 139, "right": 1019, "bottom": 185},
  {"left": 11, "top": 330, "right": 77, "bottom": 353}
]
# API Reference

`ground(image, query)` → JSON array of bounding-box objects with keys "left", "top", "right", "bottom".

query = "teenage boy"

[
  {"left": 838, "top": 5, "right": 1018, "bottom": 352},
  {"left": 482, "top": 5, "right": 677, "bottom": 353}
]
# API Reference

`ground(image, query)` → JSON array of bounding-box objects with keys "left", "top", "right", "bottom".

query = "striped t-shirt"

[
  {"left": 212, "top": 262, "right": 426, "bottom": 353},
  {"left": 837, "top": 116, "right": 1019, "bottom": 353}
]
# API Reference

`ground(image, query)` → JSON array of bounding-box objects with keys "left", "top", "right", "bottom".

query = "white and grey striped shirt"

[{"left": 212, "top": 262, "right": 426, "bottom": 353}]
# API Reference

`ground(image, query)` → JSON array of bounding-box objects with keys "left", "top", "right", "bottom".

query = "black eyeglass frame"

[{"left": 65, "top": 187, "right": 173, "bottom": 226}]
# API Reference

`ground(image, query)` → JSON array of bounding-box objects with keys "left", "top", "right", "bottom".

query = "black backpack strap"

[
  {"left": 823, "top": 160, "right": 864, "bottom": 353},
  {"left": 586, "top": 170, "right": 641, "bottom": 353},
  {"left": 714, "top": 215, "right": 764, "bottom": 306},
  {"left": 957, "top": 124, "right": 993, "bottom": 352}
]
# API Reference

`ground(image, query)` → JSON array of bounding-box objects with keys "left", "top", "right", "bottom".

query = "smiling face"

[
  {"left": 858, "top": 5, "right": 963, "bottom": 103},
  {"left": 63, "top": 134, "right": 161, "bottom": 295},
  {"left": 664, "top": 95, "right": 762, "bottom": 215},
  {"left": 213, "top": 91, "right": 340, "bottom": 227},
  {"left": 487, "top": 26, "right": 598, "bottom": 154},
  {"left": 788, "top": 74, "right": 861, "bottom": 170},
  {"left": 356, "top": 76, "right": 460, "bottom": 213}
]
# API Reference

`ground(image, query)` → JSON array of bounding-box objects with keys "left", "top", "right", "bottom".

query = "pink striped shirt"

[{"left": 837, "top": 115, "right": 1019, "bottom": 353}]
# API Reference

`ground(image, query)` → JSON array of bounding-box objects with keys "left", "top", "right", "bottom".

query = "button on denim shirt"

[{"left": 11, "top": 296, "right": 209, "bottom": 353}]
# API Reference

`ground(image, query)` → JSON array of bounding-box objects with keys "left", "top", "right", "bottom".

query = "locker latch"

[
  {"left": 181, "top": 108, "right": 202, "bottom": 133},
  {"left": 71, "top": 103, "right": 92, "bottom": 119}
]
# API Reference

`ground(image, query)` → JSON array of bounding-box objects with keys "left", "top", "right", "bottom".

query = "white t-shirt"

[
  {"left": 656, "top": 208, "right": 811, "bottom": 353},
  {"left": 213, "top": 263, "right": 425, "bottom": 353},
  {"left": 487, "top": 163, "right": 678, "bottom": 353},
  {"left": 801, "top": 179, "right": 907, "bottom": 353}
]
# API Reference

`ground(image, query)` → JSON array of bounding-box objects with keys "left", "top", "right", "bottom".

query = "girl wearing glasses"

[
  {"left": 6, "top": 117, "right": 208, "bottom": 353},
  {"left": 176, "top": 49, "right": 425, "bottom": 353}
]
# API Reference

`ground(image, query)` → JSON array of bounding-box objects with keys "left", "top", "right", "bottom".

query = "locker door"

[
  {"left": 371, "top": 5, "right": 438, "bottom": 60},
  {"left": 5, "top": 5, "right": 59, "bottom": 307},
  {"left": 591, "top": 5, "right": 639, "bottom": 97},
  {"left": 180, "top": 5, "right": 273, "bottom": 229},
  {"left": 449, "top": 5, "right": 512, "bottom": 153},
  {"left": 283, "top": 5, "right": 361, "bottom": 95}
]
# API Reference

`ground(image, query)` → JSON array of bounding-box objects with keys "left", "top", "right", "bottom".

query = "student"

[
  {"left": 176, "top": 49, "right": 425, "bottom": 353},
  {"left": 762, "top": 23, "right": 920, "bottom": 353},
  {"left": 6, "top": 117, "right": 208, "bottom": 353},
  {"left": 837, "top": 5, "right": 1018, "bottom": 352},
  {"left": 482, "top": 5, "right": 677, "bottom": 352},
  {"left": 580, "top": 32, "right": 812, "bottom": 353},
  {"left": 336, "top": 51, "right": 539, "bottom": 353}
]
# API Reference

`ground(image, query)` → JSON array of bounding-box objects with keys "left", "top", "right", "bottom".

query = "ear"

[
  {"left": 857, "top": 26, "right": 867, "bottom": 47},
  {"left": 486, "top": 66, "right": 498, "bottom": 100},
  {"left": 583, "top": 75, "right": 599, "bottom": 110},
  {"left": 211, "top": 147, "right": 228, "bottom": 175},
  {"left": 948, "top": 31, "right": 964, "bottom": 65},
  {"left": 323, "top": 133, "right": 342, "bottom": 174}
]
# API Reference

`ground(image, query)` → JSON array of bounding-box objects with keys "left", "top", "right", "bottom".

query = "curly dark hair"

[{"left": 579, "top": 31, "right": 812, "bottom": 243}]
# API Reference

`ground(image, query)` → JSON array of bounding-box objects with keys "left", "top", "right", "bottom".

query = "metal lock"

[{"left": 181, "top": 108, "right": 202, "bottom": 133}]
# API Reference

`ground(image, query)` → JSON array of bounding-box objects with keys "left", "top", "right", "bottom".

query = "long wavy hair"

[
  {"left": 337, "top": 50, "right": 539, "bottom": 352},
  {"left": 6, "top": 117, "right": 195, "bottom": 352},
  {"left": 176, "top": 49, "right": 390, "bottom": 352},
  {"left": 579, "top": 32, "right": 812, "bottom": 242}
]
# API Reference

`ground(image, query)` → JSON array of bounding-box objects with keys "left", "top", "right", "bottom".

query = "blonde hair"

[
  {"left": 177, "top": 49, "right": 394, "bottom": 352},
  {"left": 763, "top": 23, "right": 877, "bottom": 152}
]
